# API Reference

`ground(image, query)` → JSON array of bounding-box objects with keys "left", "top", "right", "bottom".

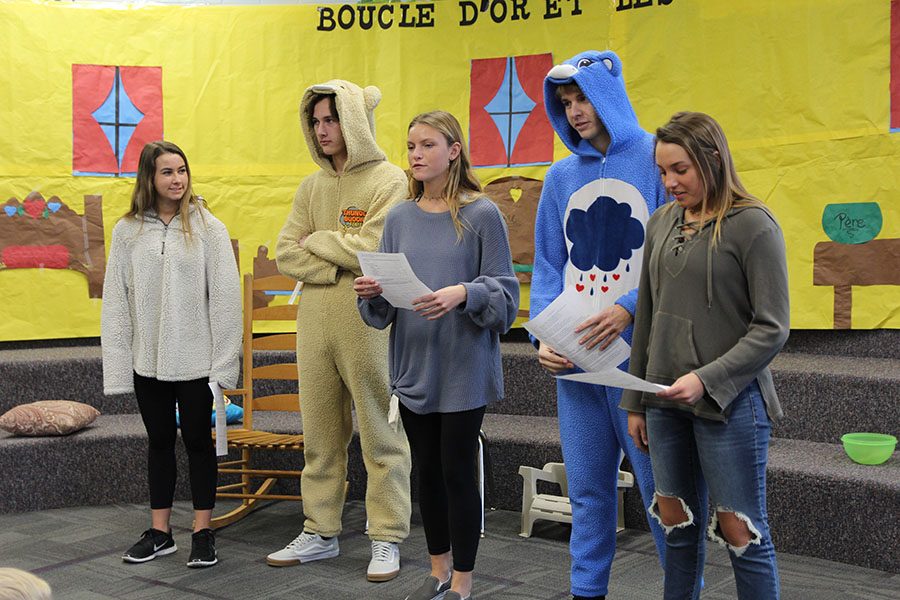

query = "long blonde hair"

[
  {"left": 407, "top": 111, "right": 482, "bottom": 239},
  {"left": 126, "top": 141, "right": 204, "bottom": 238},
  {"left": 655, "top": 112, "right": 764, "bottom": 245}
]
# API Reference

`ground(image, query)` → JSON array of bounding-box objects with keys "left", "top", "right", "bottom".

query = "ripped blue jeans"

[{"left": 645, "top": 381, "right": 779, "bottom": 600}]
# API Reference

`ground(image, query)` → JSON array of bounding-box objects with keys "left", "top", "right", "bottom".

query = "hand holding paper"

[
  {"left": 357, "top": 251, "right": 432, "bottom": 310},
  {"left": 575, "top": 304, "right": 633, "bottom": 351},
  {"left": 525, "top": 289, "right": 666, "bottom": 393},
  {"left": 653, "top": 372, "right": 701, "bottom": 404},
  {"left": 523, "top": 288, "right": 630, "bottom": 373},
  {"left": 354, "top": 275, "right": 383, "bottom": 300},
  {"left": 537, "top": 341, "right": 574, "bottom": 374}
]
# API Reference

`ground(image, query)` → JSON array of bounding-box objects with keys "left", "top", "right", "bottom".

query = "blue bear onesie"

[{"left": 531, "top": 50, "right": 666, "bottom": 597}]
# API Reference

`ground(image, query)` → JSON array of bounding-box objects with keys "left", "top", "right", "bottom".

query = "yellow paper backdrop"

[{"left": 0, "top": 0, "right": 898, "bottom": 340}]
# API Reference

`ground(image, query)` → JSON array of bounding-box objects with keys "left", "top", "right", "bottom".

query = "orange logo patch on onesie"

[{"left": 340, "top": 206, "right": 367, "bottom": 228}]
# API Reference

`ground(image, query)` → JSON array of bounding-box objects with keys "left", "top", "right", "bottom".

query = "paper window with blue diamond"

[
  {"left": 470, "top": 54, "right": 553, "bottom": 168},
  {"left": 72, "top": 65, "right": 163, "bottom": 177}
]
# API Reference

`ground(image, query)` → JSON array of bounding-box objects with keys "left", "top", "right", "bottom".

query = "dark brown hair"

[{"left": 306, "top": 93, "right": 339, "bottom": 129}]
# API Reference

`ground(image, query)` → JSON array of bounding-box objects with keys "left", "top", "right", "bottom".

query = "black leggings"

[
  {"left": 400, "top": 403, "right": 485, "bottom": 573},
  {"left": 133, "top": 373, "right": 217, "bottom": 510}
]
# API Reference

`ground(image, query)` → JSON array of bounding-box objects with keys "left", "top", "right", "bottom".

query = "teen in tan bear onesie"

[{"left": 267, "top": 80, "right": 411, "bottom": 583}]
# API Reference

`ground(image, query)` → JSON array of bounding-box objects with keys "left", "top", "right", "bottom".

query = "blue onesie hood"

[
  {"left": 531, "top": 48, "right": 666, "bottom": 322},
  {"left": 544, "top": 50, "right": 645, "bottom": 158}
]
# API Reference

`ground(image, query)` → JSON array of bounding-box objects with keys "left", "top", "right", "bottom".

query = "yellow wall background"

[{"left": 1, "top": 0, "right": 898, "bottom": 340}]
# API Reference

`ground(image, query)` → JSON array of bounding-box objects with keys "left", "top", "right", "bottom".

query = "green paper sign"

[{"left": 822, "top": 202, "right": 882, "bottom": 244}]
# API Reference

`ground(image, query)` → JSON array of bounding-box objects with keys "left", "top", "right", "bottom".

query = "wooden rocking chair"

[{"left": 211, "top": 273, "right": 304, "bottom": 529}]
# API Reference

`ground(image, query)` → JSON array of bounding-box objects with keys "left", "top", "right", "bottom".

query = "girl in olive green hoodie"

[{"left": 622, "top": 112, "right": 789, "bottom": 600}]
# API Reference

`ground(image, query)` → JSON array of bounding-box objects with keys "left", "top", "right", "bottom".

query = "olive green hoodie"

[{"left": 620, "top": 203, "right": 790, "bottom": 422}]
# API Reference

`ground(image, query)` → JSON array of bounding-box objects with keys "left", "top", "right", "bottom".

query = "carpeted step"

[
  {"left": 497, "top": 345, "right": 900, "bottom": 445},
  {"left": 2, "top": 410, "right": 898, "bottom": 572},
  {"left": 0, "top": 347, "right": 125, "bottom": 415},
  {"left": 0, "top": 348, "right": 297, "bottom": 415},
  {"left": 780, "top": 329, "right": 900, "bottom": 359},
  {"left": 767, "top": 437, "right": 900, "bottom": 573},
  {"left": 2, "top": 342, "right": 898, "bottom": 572},
  {"left": 4, "top": 345, "right": 897, "bottom": 448},
  {"left": 0, "top": 414, "right": 193, "bottom": 513},
  {"left": 771, "top": 353, "right": 900, "bottom": 443},
  {"left": 495, "top": 343, "right": 557, "bottom": 417},
  {"left": 478, "top": 417, "right": 900, "bottom": 573}
]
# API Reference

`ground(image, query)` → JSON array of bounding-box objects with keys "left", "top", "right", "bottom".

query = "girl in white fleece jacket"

[{"left": 101, "top": 141, "right": 241, "bottom": 569}]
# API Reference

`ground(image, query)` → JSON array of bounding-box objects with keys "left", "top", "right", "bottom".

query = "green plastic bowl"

[{"left": 840, "top": 433, "right": 897, "bottom": 465}]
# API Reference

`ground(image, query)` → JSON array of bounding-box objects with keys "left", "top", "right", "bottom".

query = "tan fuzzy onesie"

[{"left": 275, "top": 80, "right": 411, "bottom": 542}]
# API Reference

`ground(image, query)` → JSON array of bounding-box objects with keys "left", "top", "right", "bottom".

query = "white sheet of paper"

[
  {"left": 523, "top": 288, "right": 631, "bottom": 372},
  {"left": 558, "top": 369, "right": 668, "bottom": 393},
  {"left": 209, "top": 382, "right": 227, "bottom": 457},
  {"left": 288, "top": 281, "right": 303, "bottom": 305},
  {"left": 357, "top": 251, "right": 433, "bottom": 310}
]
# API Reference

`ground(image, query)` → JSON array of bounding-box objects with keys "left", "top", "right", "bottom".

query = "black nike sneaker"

[
  {"left": 122, "top": 528, "right": 177, "bottom": 563},
  {"left": 187, "top": 528, "right": 218, "bottom": 568}
]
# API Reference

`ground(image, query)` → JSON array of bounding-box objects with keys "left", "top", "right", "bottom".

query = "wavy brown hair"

[
  {"left": 407, "top": 111, "right": 482, "bottom": 239},
  {"left": 655, "top": 112, "right": 765, "bottom": 246},
  {"left": 127, "top": 141, "right": 204, "bottom": 238}
]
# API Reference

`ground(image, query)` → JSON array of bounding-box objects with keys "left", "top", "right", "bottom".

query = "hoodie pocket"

[{"left": 646, "top": 311, "right": 701, "bottom": 380}]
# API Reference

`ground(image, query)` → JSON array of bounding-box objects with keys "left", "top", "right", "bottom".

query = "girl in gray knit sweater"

[{"left": 355, "top": 111, "right": 519, "bottom": 600}]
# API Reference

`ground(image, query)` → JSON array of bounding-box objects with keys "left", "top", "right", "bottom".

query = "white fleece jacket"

[{"left": 101, "top": 205, "right": 242, "bottom": 394}]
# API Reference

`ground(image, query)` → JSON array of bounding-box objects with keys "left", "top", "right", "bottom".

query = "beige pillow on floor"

[{"left": 0, "top": 400, "right": 100, "bottom": 436}]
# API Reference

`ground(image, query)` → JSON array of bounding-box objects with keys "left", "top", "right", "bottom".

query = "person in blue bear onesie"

[{"left": 530, "top": 50, "right": 667, "bottom": 599}]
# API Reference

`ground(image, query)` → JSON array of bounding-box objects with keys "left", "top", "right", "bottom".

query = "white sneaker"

[
  {"left": 366, "top": 540, "right": 400, "bottom": 582},
  {"left": 266, "top": 531, "right": 339, "bottom": 567}
]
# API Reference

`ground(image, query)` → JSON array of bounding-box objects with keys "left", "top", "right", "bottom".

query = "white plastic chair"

[{"left": 518, "top": 459, "right": 634, "bottom": 537}]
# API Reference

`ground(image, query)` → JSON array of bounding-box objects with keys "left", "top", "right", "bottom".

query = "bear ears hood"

[
  {"left": 543, "top": 50, "right": 645, "bottom": 158},
  {"left": 299, "top": 79, "right": 388, "bottom": 174}
]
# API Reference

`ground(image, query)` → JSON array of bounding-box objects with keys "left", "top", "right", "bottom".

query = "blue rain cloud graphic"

[{"left": 566, "top": 196, "right": 645, "bottom": 272}]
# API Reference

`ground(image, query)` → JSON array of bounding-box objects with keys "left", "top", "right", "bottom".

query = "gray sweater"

[
  {"left": 620, "top": 203, "right": 790, "bottom": 421},
  {"left": 358, "top": 197, "right": 520, "bottom": 414}
]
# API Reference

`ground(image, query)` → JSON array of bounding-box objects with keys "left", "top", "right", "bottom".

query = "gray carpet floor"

[{"left": 1, "top": 501, "right": 898, "bottom": 599}]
